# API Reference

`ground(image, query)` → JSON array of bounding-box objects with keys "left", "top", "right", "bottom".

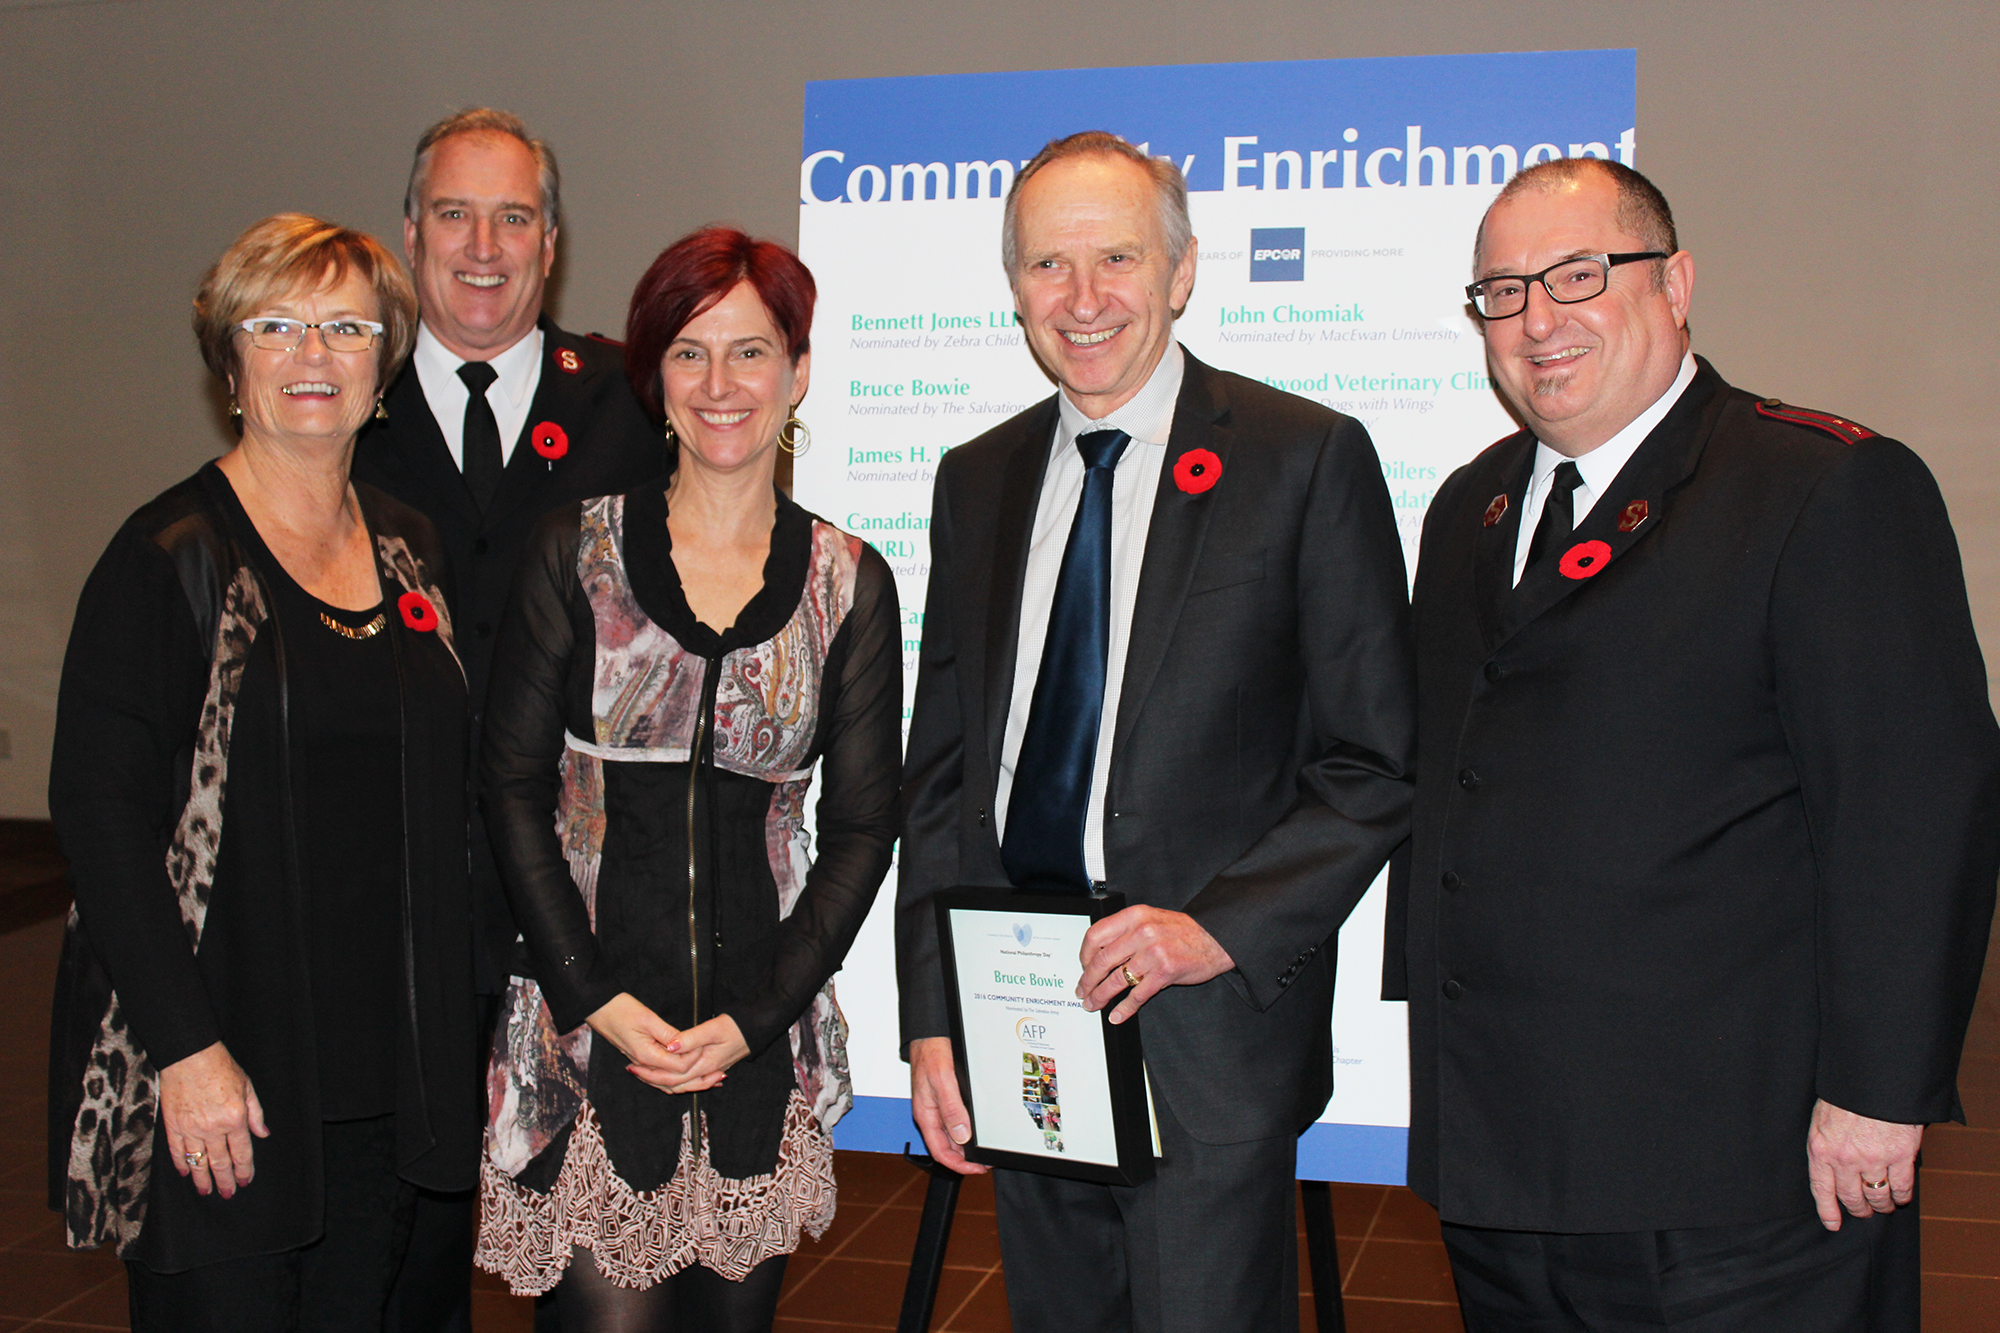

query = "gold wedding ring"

[
  {"left": 185, "top": 1150, "right": 205, "bottom": 1168},
  {"left": 1862, "top": 1177, "right": 1890, "bottom": 1190},
  {"left": 1121, "top": 964, "right": 1143, "bottom": 988}
]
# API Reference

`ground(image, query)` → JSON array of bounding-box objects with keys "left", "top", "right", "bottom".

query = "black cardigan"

[{"left": 47, "top": 463, "right": 480, "bottom": 1269}]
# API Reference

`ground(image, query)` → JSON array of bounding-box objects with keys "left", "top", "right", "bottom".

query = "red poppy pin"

[
  {"left": 1617, "top": 499, "right": 1648, "bottom": 533},
  {"left": 398, "top": 590, "right": 440, "bottom": 632},
  {"left": 555, "top": 347, "right": 581, "bottom": 375},
  {"left": 1482, "top": 494, "right": 1509, "bottom": 527},
  {"left": 531, "top": 421, "right": 569, "bottom": 460},
  {"left": 1558, "top": 540, "right": 1613, "bottom": 580},
  {"left": 1173, "top": 448, "right": 1222, "bottom": 495}
]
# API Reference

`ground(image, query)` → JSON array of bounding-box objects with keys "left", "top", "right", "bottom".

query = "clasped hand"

[{"left": 587, "top": 993, "right": 748, "bottom": 1095}]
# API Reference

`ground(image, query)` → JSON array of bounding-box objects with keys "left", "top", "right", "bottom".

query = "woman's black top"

[{"left": 266, "top": 575, "right": 402, "bottom": 1121}]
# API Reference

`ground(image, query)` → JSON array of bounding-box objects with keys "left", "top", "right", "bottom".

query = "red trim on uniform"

[{"left": 1754, "top": 401, "right": 1876, "bottom": 442}]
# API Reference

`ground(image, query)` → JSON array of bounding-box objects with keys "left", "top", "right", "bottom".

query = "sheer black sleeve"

[
  {"left": 478, "top": 505, "right": 625, "bottom": 1033},
  {"left": 724, "top": 543, "right": 902, "bottom": 1055},
  {"left": 48, "top": 527, "right": 218, "bottom": 1069}
]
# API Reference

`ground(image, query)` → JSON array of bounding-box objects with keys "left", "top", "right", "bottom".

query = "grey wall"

[{"left": 1, "top": 0, "right": 1994, "bottom": 817}]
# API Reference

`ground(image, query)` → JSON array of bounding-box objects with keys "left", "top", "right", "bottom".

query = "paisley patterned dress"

[{"left": 474, "top": 484, "right": 900, "bottom": 1293}]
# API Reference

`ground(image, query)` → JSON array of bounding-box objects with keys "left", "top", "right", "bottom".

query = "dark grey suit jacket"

[{"left": 896, "top": 349, "right": 1417, "bottom": 1144}]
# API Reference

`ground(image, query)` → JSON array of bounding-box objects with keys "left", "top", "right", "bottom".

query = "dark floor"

[{"left": 0, "top": 819, "right": 1994, "bottom": 1330}]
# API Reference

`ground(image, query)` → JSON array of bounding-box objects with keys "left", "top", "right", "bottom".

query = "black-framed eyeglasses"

[
  {"left": 235, "top": 317, "right": 386, "bottom": 353},
  {"left": 1465, "top": 252, "right": 1668, "bottom": 320}
]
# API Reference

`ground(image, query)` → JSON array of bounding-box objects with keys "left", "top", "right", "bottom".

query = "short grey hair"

[
  {"left": 1474, "top": 157, "right": 1678, "bottom": 289},
  {"left": 1001, "top": 131, "right": 1194, "bottom": 285},
  {"left": 404, "top": 107, "right": 562, "bottom": 233}
]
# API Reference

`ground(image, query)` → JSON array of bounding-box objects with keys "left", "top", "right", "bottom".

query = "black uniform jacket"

[
  {"left": 353, "top": 317, "right": 664, "bottom": 992},
  {"left": 1391, "top": 358, "right": 2000, "bottom": 1232},
  {"left": 897, "top": 350, "right": 1417, "bottom": 1145}
]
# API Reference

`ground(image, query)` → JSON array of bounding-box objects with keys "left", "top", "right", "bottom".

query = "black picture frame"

[{"left": 934, "top": 888, "right": 1156, "bottom": 1186}]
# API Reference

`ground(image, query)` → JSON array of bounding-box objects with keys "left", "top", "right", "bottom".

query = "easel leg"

[
  {"left": 897, "top": 1149, "right": 964, "bottom": 1333},
  {"left": 1301, "top": 1179, "right": 1347, "bottom": 1333}
]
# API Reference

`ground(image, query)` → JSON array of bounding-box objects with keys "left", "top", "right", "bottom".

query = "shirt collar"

[
  {"left": 1054, "top": 341, "right": 1184, "bottom": 452},
  {"left": 413, "top": 321, "right": 544, "bottom": 406},
  {"left": 1533, "top": 350, "right": 1698, "bottom": 497}
]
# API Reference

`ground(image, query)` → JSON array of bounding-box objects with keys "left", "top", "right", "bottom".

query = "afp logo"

[
  {"left": 1250, "top": 228, "right": 1305, "bottom": 282},
  {"left": 1016, "top": 1016, "right": 1053, "bottom": 1050}
]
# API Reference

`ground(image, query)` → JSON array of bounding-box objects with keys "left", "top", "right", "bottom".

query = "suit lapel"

[
  {"left": 1471, "top": 434, "right": 1535, "bottom": 654},
  {"left": 1494, "top": 363, "right": 1723, "bottom": 645},
  {"left": 487, "top": 327, "right": 577, "bottom": 522},
  {"left": 981, "top": 398, "right": 1061, "bottom": 789},
  {"left": 1109, "top": 357, "right": 1230, "bottom": 763},
  {"left": 372, "top": 363, "right": 481, "bottom": 530}
]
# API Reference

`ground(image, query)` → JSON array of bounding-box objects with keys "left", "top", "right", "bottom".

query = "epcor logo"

[{"left": 1250, "top": 227, "right": 1306, "bottom": 282}]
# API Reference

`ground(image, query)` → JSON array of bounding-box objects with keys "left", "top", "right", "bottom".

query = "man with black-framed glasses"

[{"left": 1391, "top": 155, "right": 2000, "bottom": 1329}]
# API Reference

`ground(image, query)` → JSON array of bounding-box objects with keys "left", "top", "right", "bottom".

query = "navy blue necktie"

[{"left": 1002, "top": 428, "right": 1131, "bottom": 895}]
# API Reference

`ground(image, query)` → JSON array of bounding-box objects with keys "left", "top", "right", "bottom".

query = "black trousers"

[
  {"left": 991, "top": 1093, "right": 1300, "bottom": 1333},
  {"left": 127, "top": 1116, "right": 417, "bottom": 1333},
  {"left": 384, "top": 992, "right": 503, "bottom": 1333},
  {"left": 1442, "top": 1193, "right": 1920, "bottom": 1332}
]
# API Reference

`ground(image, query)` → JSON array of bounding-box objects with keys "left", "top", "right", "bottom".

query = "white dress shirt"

[
  {"left": 410, "top": 322, "right": 545, "bottom": 470},
  {"left": 994, "top": 343, "right": 1185, "bottom": 884},
  {"left": 1511, "top": 351, "right": 1698, "bottom": 586}
]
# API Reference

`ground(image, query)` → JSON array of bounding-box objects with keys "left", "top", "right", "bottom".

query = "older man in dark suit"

[
  {"left": 1396, "top": 156, "right": 2000, "bottom": 1329},
  {"left": 352, "top": 107, "right": 661, "bottom": 1333},
  {"left": 896, "top": 131, "right": 1416, "bottom": 1333}
]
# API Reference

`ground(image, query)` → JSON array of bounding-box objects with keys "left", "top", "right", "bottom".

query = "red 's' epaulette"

[
  {"left": 585, "top": 331, "right": 626, "bottom": 349},
  {"left": 1754, "top": 397, "right": 1876, "bottom": 443}
]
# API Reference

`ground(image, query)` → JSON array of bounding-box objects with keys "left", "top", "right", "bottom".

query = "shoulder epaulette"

[
  {"left": 1478, "top": 428, "right": 1527, "bottom": 457},
  {"left": 1753, "top": 397, "right": 1877, "bottom": 443},
  {"left": 585, "top": 331, "right": 626, "bottom": 349}
]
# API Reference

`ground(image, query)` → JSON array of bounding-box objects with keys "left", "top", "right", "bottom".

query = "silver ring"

[{"left": 1120, "top": 964, "right": 1143, "bottom": 988}]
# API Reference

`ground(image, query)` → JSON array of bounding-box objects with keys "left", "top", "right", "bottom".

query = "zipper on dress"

[{"left": 686, "top": 658, "right": 717, "bottom": 1159}]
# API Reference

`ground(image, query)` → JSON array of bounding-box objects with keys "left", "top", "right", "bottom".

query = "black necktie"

[
  {"left": 457, "top": 361, "right": 502, "bottom": 511},
  {"left": 1524, "top": 460, "right": 1584, "bottom": 574},
  {"left": 1002, "top": 429, "right": 1132, "bottom": 895}
]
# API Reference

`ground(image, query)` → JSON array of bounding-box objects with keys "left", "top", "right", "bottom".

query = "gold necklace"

[{"left": 319, "top": 609, "right": 387, "bottom": 639}]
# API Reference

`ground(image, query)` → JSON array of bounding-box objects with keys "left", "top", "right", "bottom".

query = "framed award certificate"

[{"left": 934, "top": 889, "right": 1156, "bottom": 1186}]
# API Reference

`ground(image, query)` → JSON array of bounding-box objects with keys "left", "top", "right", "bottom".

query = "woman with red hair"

[{"left": 473, "top": 227, "right": 900, "bottom": 1331}]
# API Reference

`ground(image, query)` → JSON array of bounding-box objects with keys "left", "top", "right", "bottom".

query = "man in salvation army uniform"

[
  {"left": 352, "top": 107, "right": 663, "bottom": 1333},
  {"left": 1392, "top": 155, "right": 2000, "bottom": 1330},
  {"left": 897, "top": 131, "right": 1416, "bottom": 1333}
]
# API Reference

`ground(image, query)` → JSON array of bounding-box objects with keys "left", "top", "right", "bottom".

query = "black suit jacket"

[
  {"left": 352, "top": 316, "right": 665, "bottom": 992},
  {"left": 896, "top": 350, "right": 1416, "bottom": 1144},
  {"left": 1393, "top": 358, "right": 2000, "bottom": 1231}
]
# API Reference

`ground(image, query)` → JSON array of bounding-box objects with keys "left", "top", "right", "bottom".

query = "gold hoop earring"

[
  {"left": 776, "top": 411, "right": 811, "bottom": 457},
  {"left": 373, "top": 398, "right": 388, "bottom": 421}
]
